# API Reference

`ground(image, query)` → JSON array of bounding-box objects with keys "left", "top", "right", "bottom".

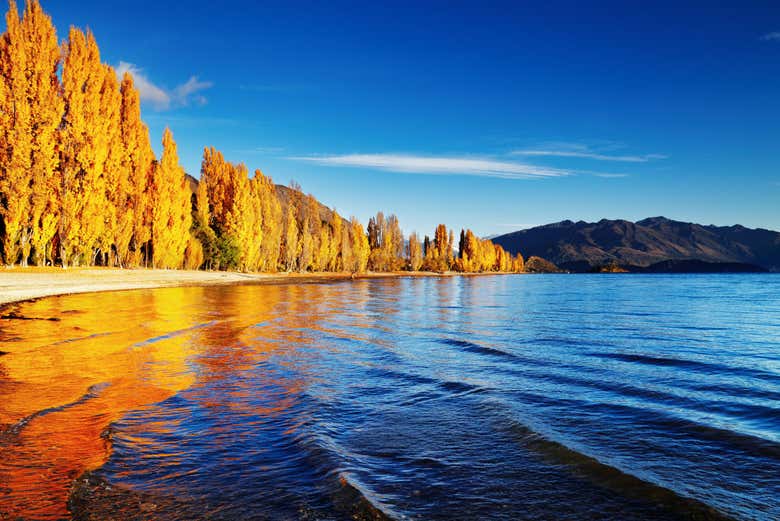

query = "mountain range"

[{"left": 492, "top": 217, "right": 780, "bottom": 273}]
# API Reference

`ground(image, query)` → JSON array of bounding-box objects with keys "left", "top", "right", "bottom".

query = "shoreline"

[{"left": 0, "top": 267, "right": 507, "bottom": 307}]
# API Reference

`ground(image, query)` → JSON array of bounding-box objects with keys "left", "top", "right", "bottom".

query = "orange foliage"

[{"left": 0, "top": 1, "right": 525, "bottom": 274}]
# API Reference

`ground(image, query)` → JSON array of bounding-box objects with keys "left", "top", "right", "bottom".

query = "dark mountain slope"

[{"left": 492, "top": 217, "right": 780, "bottom": 272}]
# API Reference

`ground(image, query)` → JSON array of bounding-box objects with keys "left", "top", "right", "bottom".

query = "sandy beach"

[
  {"left": 0, "top": 267, "right": 269, "bottom": 306},
  {"left": 0, "top": 267, "right": 471, "bottom": 306}
]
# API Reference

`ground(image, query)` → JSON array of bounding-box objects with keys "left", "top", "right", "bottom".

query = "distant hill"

[
  {"left": 492, "top": 217, "right": 780, "bottom": 273},
  {"left": 524, "top": 256, "right": 562, "bottom": 273}
]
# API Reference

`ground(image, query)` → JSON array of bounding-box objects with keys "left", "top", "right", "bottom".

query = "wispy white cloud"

[
  {"left": 173, "top": 77, "right": 212, "bottom": 107},
  {"left": 289, "top": 153, "right": 571, "bottom": 179},
  {"left": 761, "top": 31, "right": 780, "bottom": 41},
  {"left": 116, "top": 61, "right": 213, "bottom": 111},
  {"left": 512, "top": 147, "right": 666, "bottom": 163}
]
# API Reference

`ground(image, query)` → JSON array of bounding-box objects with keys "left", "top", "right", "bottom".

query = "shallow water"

[{"left": 1, "top": 274, "right": 778, "bottom": 520}]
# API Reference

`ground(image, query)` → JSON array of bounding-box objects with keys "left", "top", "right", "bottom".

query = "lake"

[{"left": 1, "top": 274, "right": 778, "bottom": 520}]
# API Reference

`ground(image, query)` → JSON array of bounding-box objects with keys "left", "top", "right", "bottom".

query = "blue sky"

[{"left": 33, "top": 1, "right": 780, "bottom": 236}]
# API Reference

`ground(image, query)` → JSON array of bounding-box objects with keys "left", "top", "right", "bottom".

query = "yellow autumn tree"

[
  {"left": 350, "top": 216, "right": 369, "bottom": 273},
  {"left": 200, "top": 147, "right": 234, "bottom": 230},
  {"left": 0, "top": 4, "right": 16, "bottom": 264},
  {"left": 60, "top": 28, "right": 107, "bottom": 266},
  {"left": 454, "top": 228, "right": 521, "bottom": 273},
  {"left": 253, "top": 170, "right": 282, "bottom": 272},
  {"left": 0, "top": 1, "right": 30, "bottom": 265},
  {"left": 423, "top": 224, "right": 452, "bottom": 272},
  {"left": 243, "top": 174, "right": 265, "bottom": 271},
  {"left": 299, "top": 215, "right": 313, "bottom": 272},
  {"left": 513, "top": 253, "right": 525, "bottom": 273},
  {"left": 0, "top": 1, "right": 61, "bottom": 266},
  {"left": 385, "top": 214, "right": 404, "bottom": 271},
  {"left": 192, "top": 167, "right": 219, "bottom": 269},
  {"left": 98, "top": 64, "right": 122, "bottom": 266},
  {"left": 407, "top": 232, "right": 422, "bottom": 271},
  {"left": 150, "top": 128, "right": 191, "bottom": 269},
  {"left": 199, "top": 148, "right": 276, "bottom": 271},
  {"left": 329, "top": 211, "right": 343, "bottom": 271},
  {"left": 306, "top": 194, "right": 322, "bottom": 271},
  {"left": 194, "top": 168, "right": 210, "bottom": 231},
  {"left": 23, "top": 0, "right": 62, "bottom": 266},
  {"left": 183, "top": 233, "right": 204, "bottom": 270},
  {"left": 282, "top": 203, "right": 299, "bottom": 272},
  {"left": 340, "top": 215, "right": 353, "bottom": 272},
  {"left": 223, "top": 162, "right": 251, "bottom": 270},
  {"left": 118, "top": 72, "right": 155, "bottom": 267}
]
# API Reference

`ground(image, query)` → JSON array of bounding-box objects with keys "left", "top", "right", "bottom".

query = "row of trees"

[
  {"left": 0, "top": 0, "right": 524, "bottom": 274},
  {"left": 0, "top": 0, "right": 192, "bottom": 268},
  {"left": 192, "top": 156, "right": 523, "bottom": 274},
  {"left": 193, "top": 149, "right": 372, "bottom": 273}
]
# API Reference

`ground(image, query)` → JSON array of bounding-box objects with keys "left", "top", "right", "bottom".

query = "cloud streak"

[
  {"left": 512, "top": 149, "right": 666, "bottom": 163},
  {"left": 761, "top": 31, "right": 780, "bottom": 41},
  {"left": 116, "top": 61, "right": 213, "bottom": 111},
  {"left": 290, "top": 153, "right": 575, "bottom": 179}
]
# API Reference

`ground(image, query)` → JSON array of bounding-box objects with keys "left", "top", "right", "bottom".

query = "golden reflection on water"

[
  {"left": 0, "top": 281, "right": 382, "bottom": 519},
  {"left": 0, "top": 288, "right": 209, "bottom": 518}
]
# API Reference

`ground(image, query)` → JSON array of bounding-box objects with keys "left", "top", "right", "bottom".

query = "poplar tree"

[
  {"left": 350, "top": 216, "right": 369, "bottom": 273},
  {"left": 299, "top": 215, "right": 313, "bottom": 272},
  {"left": 385, "top": 214, "right": 404, "bottom": 271},
  {"left": 283, "top": 204, "right": 299, "bottom": 272},
  {"left": 193, "top": 168, "right": 218, "bottom": 269},
  {"left": 408, "top": 232, "right": 422, "bottom": 271},
  {"left": 254, "top": 170, "right": 282, "bottom": 272},
  {"left": 223, "top": 163, "right": 256, "bottom": 271},
  {"left": 99, "top": 64, "right": 122, "bottom": 265},
  {"left": 151, "top": 128, "right": 190, "bottom": 268},
  {"left": 424, "top": 224, "right": 452, "bottom": 272},
  {"left": 60, "top": 28, "right": 106, "bottom": 266},
  {"left": 24, "top": 0, "right": 62, "bottom": 266},
  {"left": 329, "top": 211, "right": 343, "bottom": 271},
  {"left": 514, "top": 253, "right": 525, "bottom": 273},
  {"left": 0, "top": 1, "right": 30, "bottom": 265},
  {"left": 306, "top": 194, "right": 322, "bottom": 270},
  {"left": 0, "top": 0, "right": 61, "bottom": 266},
  {"left": 340, "top": 217, "right": 353, "bottom": 272},
  {"left": 119, "top": 73, "right": 155, "bottom": 267}
]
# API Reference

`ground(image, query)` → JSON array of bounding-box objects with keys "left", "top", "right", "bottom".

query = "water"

[{"left": 1, "top": 274, "right": 779, "bottom": 520}]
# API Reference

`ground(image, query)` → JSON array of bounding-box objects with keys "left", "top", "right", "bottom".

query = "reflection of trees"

[
  {"left": 0, "top": 281, "right": 396, "bottom": 519},
  {"left": 0, "top": 287, "right": 209, "bottom": 519},
  {"left": 187, "top": 283, "right": 365, "bottom": 419},
  {"left": 189, "top": 284, "right": 297, "bottom": 417}
]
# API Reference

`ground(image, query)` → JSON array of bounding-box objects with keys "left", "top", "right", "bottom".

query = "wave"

[
  {"left": 131, "top": 320, "right": 219, "bottom": 348},
  {"left": 587, "top": 351, "right": 780, "bottom": 384},
  {"left": 438, "top": 337, "right": 518, "bottom": 359},
  {"left": 493, "top": 364, "right": 780, "bottom": 428},
  {"left": 0, "top": 382, "right": 109, "bottom": 442},
  {"left": 485, "top": 405, "right": 738, "bottom": 521}
]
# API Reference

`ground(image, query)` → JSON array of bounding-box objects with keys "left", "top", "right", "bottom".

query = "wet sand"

[{"left": 0, "top": 267, "right": 465, "bottom": 306}]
